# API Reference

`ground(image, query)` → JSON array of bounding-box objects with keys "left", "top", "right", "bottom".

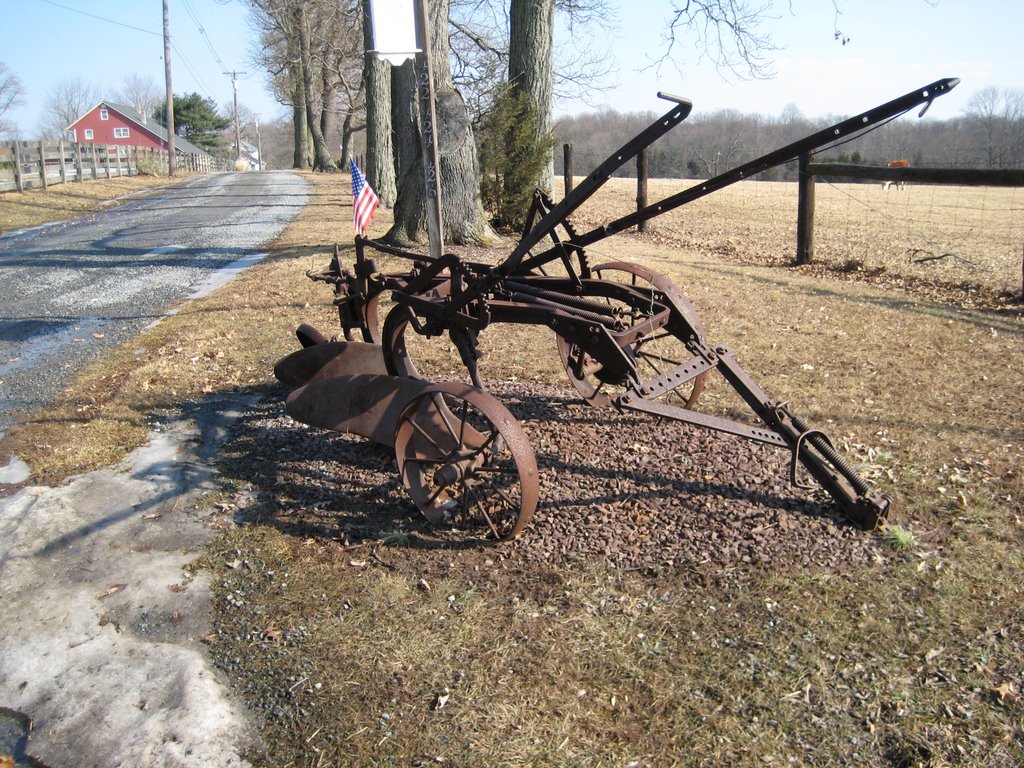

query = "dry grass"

[
  {"left": 0, "top": 174, "right": 189, "bottom": 233},
  {"left": 3, "top": 170, "right": 1022, "bottom": 766},
  {"left": 208, "top": 175, "right": 1021, "bottom": 767}
]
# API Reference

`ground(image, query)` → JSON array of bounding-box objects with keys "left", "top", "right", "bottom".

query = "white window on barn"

[
  {"left": 114, "top": 127, "right": 130, "bottom": 138},
  {"left": 84, "top": 129, "right": 94, "bottom": 140},
  {"left": 99, "top": 108, "right": 109, "bottom": 120}
]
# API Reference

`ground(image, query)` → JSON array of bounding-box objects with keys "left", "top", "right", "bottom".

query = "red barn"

[{"left": 66, "top": 101, "right": 210, "bottom": 158}]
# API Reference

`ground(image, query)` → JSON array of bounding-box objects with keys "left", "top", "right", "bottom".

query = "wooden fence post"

[
  {"left": 90, "top": 145, "right": 99, "bottom": 179},
  {"left": 13, "top": 141, "right": 24, "bottom": 192},
  {"left": 636, "top": 147, "right": 649, "bottom": 233},
  {"left": 74, "top": 143, "right": 84, "bottom": 182},
  {"left": 58, "top": 140, "right": 67, "bottom": 184},
  {"left": 563, "top": 143, "right": 573, "bottom": 197},
  {"left": 37, "top": 142, "right": 48, "bottom": 189},
  {"left": 796, "top": 151, "right": 815, "bottom": 265}
]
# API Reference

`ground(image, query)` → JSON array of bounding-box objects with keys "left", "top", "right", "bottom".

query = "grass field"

[{"left": 2, "top": 172, "right": 1022, "bottom": 766}]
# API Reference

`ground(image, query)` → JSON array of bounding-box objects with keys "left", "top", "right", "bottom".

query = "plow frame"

[{"left": 283, "top": 78, "right": 961, "bottom": 536}]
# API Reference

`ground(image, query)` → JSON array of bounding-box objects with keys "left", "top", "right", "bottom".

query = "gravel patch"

[{"left": 222, "top": 380, "right": 882, "bottom": 571}]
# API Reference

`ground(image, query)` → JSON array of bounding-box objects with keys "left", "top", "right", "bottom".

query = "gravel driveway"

[{"left": 0, "top": 171, "right": 308, "bottom": 436}]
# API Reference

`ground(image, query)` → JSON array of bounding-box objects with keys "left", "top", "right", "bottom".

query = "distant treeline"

[{"left": 554, "top": 106, "right": 1024, "bottom": 181}]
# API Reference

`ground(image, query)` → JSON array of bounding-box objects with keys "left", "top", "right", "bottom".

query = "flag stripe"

[{"left": 350, "top": 160, "right": 379, "bottom": 235}]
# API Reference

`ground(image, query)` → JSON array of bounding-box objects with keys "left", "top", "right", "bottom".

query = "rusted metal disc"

[
  {"left": 394, "top": 382, "right": 538, "bottom": 541},
  {"left": 556, "top": 261, "right": 708, "bottom": 410},
  {"left": 382, "top": 303, "right": 422, "bottom": 379}
]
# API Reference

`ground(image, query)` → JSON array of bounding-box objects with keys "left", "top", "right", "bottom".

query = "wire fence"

[{"left": 552, "top": 174, "right": 1024, "bottom": 299}]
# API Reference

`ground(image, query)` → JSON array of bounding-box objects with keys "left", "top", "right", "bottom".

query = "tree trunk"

[
  {"left": 362, "top": 0, "right": 397, "bottom": 206},
  {"left": 339, "top": 110, "right": 355, "bottom": 169},
  {"left": 319, "top": 55, "right": 336, "bottom": 146},
  {"left": 508, "top": 0, "right": 554, "bottom": 191},
  {"left": 385, "top": 0, "right": 494, "bottom": 246},
  {"left": 292, "top": 96, "right": 309, "bottom": 169},
  {"left": 388, "top": 61, "right": 425, "bottom": 242},
  {"left": 296, "top": 5, "right": 336, "bottom": 172}
]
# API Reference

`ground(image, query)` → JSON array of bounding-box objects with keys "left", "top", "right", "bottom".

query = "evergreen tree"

[{"left": 154, "top": 93, "right": 230, "bottom": 153}]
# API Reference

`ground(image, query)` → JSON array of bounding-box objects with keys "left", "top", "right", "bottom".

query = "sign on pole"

[{"left": 368, "top": 0, "right": 418, "bottom": 63}]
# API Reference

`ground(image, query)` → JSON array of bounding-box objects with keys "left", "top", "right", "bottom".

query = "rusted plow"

[{"left": 274, "top": 78, "right": 959, "bottom": 540}]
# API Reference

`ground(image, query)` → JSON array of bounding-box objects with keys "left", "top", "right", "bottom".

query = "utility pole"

[
  {"left": 224, "top": 70, "right": 246, "bottom": 162},
  {"left": 254, "top": 116, "right": 262, "bottom": 171},
  {"left": 162, "top": 0, "right": 175, "bottom": 176}
]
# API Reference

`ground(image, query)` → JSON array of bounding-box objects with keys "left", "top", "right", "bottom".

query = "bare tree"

[
  {"left": 115, "top": 74, "right": 162, "bottom": 119},
  {"left": 658, "top": 0, "right": 779, "bottom": 79},
  {"left": 42, "top": 77, "right": 100, "bottom": 139},
  {"left": 247, "top": 0, "right": 366, "bottom": 171},
  {"left": 0, "top": 61, "right": 25, "bottom": 136},
  {"left": 294, "top": 3, "right": 337, "bottom": 170},
  {"left": 965, "top": 86, "right": 1024, "bottom": 168}
]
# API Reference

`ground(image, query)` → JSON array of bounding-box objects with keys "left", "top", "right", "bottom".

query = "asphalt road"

[{"left": 0, "top": 171, "right": 308, "bottom": 436}]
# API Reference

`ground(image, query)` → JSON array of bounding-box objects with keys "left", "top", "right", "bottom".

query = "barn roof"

[{"left": 68, "top": 102, "right": 212, "bottom": 158}]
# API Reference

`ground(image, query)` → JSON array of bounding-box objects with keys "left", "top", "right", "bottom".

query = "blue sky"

[
  {"left": 577, "top": 0, "right": 1022, "bottom": 119},
  {"left": 3, "top": 0, "right": 1021, "bottom": 137}
]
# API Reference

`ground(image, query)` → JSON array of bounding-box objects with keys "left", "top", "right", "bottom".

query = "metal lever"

[
  {"left": 657, "top": 91, "right": 692, "bottom": 108},
  {"left": 919, "top": 78, "right": 959, "bottom": 117}
]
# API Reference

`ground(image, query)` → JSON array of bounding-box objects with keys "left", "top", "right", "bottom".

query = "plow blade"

[
  {"left": 274, "top": 338, "right": 388, "bottom": 388},
  {"left": 285, "top": 373, "right": 431, "bottom": 447}
]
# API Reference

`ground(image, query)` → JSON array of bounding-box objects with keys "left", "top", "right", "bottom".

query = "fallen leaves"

[
  {"left": 992, "top": 682, "right": 1019, "bottom": 704},
  {"left": 431, "top": 688, "right": 450, "bottom": 711},
  {"left": 98, "top": 583, "right": 127, "bottom": 598}
]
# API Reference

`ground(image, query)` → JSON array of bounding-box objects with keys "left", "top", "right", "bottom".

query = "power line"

[
  {"left": 39, "top": 0, "right": 238, "bottom": 112},
  {"left": 180, "top": 0, "right": 228, "bottom": 71},
  {"left": 37, "top": 0, "right": 160, "bottom": 36},
  {"left": 170, "top": 40, "right": 216, "bottom": 100}
]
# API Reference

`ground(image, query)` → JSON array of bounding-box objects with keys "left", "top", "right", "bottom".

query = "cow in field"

[{"left": 883, "top": 159, "right": 910, "bottom": 191}]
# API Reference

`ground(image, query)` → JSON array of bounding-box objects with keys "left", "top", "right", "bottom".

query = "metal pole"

[
  {"left": 254, "top": 116, "right": 262, "bottom": 170},
  {"left": 414, "top": 0, "right": 444, "bottom": 260},
  {"left": 225, "top": 72, "right": 244, "bottom": 161},
  {"left": 163, "top": 0, "right": 176, "bottom": 176}
]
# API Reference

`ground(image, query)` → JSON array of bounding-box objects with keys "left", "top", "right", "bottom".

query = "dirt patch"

[{"left": 220, "top": 380, "right": 882, "bottom": 572}]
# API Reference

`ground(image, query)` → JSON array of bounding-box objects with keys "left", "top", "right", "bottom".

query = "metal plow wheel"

[
  {"left": 394, "top": 383, "right": 538, "bottom": 540},
  {"left": 556, "top": 262, "right": 708, "bottom": 409}
]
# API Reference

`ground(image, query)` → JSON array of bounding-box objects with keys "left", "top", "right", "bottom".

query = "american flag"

[{"left": 351, "top": 160, "right": 380, "bottom": 236}]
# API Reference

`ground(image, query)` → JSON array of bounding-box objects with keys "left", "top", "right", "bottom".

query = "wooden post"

[
  {"left": 37, "top": 142, "right": 48, "bottom": 189},
  {"left": 115, "top": 147, "right": 123, "bottom": 177},
  {"left": 12, "top": 141, "right": 24, "bottom": 192},
  {"left": 74, "top": 143, "right": 84, "bottom": 182},
  {"left": 796, "top": 151, "right": 815, "bottom": 265},
  {"left": 90, "top": 145, "right": 99, "bottom": 179},
  {"left": 563, "top": 143, "right": 573, "bottom": 197},
  {"left": 58, "top": 140, "right": 67, "bottom": 184},
  {"left": 636, "top": 147, "right": 648, "bottom": 233},
  {"left": 104, "top": 145, "right": 112, "bottom": 178}
]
